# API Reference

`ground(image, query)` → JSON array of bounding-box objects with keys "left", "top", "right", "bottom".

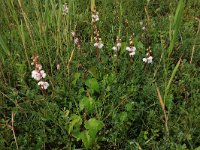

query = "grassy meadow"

[{"left": 0, "top": 0, "right": 200, "bottom": 149}]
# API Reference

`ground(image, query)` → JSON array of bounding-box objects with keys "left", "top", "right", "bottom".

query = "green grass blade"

[
  {"left": 0, "top": 34, "right": 10, "bottom": 56},
  {"left": 164, "top": 59, "right": 181, "bottom": 103},
  {"left": 168, "top": 0, "right": 185, "bottom": 58}
]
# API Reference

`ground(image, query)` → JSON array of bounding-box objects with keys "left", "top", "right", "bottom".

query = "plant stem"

[
  {"left": 68, "top": 49, "right": 75, "bottom": 89},
  {"left": 11, "top": 111, "right": 19, "bottom": 150}
]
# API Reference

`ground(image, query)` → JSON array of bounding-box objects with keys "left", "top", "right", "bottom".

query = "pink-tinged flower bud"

[
  {"left": 117, "top": 43, "right": 121, "bottom": 48},
  {"left": 36, "top": 64, "right": 42, "bottom": 70},
  {"left": 57, "top": 64, "right": 60, "bottom": 70},
  {"left": 71, "top": 31, "right": 75, "bottom": 37}
]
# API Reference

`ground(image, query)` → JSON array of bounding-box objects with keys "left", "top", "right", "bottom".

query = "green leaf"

[
  {"left": 194, "top": 147, "right": 200, "bottom": 150},
  {"left": 119, "top": 112, "right": 128, "bottom": 122},
  {"left": 168, "top": 0, "right": 185, "bottom": 57},
  {"left": 125, "top": 102, "right": 133, "bottom": 112},
  {"left": 84, "top": 118, "right": 104, "bottom": 140},
  {"left": 68, "top": 115, "right": 82, "bottom": 134},
  {"left": 72, "top": 72, "right": 81, "bottom": 86},
  {"left": 88, "top": 67, "right": 99, "bottom": 79},
  {"left": 80, "top": 130, "right": 91, "bottom": 149},
  {"left": 135, "top": 39, "right": 144, "bottom": 50},
  {"left": 85, "top": 78, "right": 99, "bottom": 93},
  {"left": 79, "top": 97, "right": 95, "bottom": 113},
  {"left": 166, "top": 94, "right": 173, "bottom": 110}
]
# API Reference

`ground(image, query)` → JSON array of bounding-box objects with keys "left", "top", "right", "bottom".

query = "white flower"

[
  {"left": 98, "top": 43, "right": 104, "bottom": 49},
  {"left": 143, "top": 58, "right": 147, "bottom": 63},
  {"left": 112, "top": 46, "right": 117, "bottom": 51},
  {"left": 131, "top": 47, "right": 136, "bottom": 52},
  {"left": 38, "top": 81, "right": 49, "bottom": 90},
  {"left": 32, "top": 70, "right": 41, "bottom": 81},
  {"left": 140, "top": 21, "right": 143, "bottom": 25},
  {"left": 117, "top": 42, "right": 121, "bottom": 48},
  {"left": 40, "top": 70, "right": 46, "bottom": 78},
  {"left": 143, "top": 56, "right": 153, "bottom": 64},
  {"left": 94, "top": 42, "right": 104, "bottom": 49},
  {"left": 129, "top": 51, "right": 135, "bottom": 57},
  {"left": 147, "top": 56, "right": 153, "bottom": 63},
  {"left": 31, "top": 70, "right": 46, "bottom": 81},
  {"left": 63, "top": 3, "right": 68, "bottom": 15},
  {"left": 92, "top": 14, "right": 99, "bottom": 22},
  {"left": 94, "top": 43, "right": 98, "bottom": 47},
  {"left": 126, "top": 47, "right": 131, "bottom": 51},
  {"left": 142, "top": 26, "right": 146, "bottom": 30},
  {"left": 74, "top": 38, "right": 79, "bottom": 44},
  {"left": 126, "top": 46, "right": 136, "bottom": 52},
  {"left": 95, "top": 16, "right": 99, "bottom": 22}
]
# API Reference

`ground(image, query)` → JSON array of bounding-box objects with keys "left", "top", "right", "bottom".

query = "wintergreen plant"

[
  {"left": 31, "top": 55, "right": 49, "bottom": 90},
  {"left": 126, "top": 34, "right": 137, "bottom": 57},
  {"left": 143, "top": 47, "right": 153, "bottom": 64}
]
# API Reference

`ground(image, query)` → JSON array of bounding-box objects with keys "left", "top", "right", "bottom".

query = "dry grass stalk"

[
  {"left": 156, "top": 87, "right": 169, "bottom": 134},
  {"left": 11, "top": 111, "right": 19, "bottom": 150}
]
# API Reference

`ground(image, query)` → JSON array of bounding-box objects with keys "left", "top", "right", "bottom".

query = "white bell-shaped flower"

[
  {"left": 94, "top": 42, "right": 104, "bottom": 49},
  {"left": 32, "top": 70, "right": 41, "bottom": 81},
  {"left": 126, "top": 47, "right": 131, "bottom": 51},
  {"left": 143, "top": 56, "right": 153, "bottom": 64},
  {"left": 40, "top": 70, "right": 46, "bottom": 78},
  {"left": 112, "top": 46, "right": 117, "bottom": 51},
  {"left": 129, "top": 51, "right": 135, "bottom": 57},
  {"left": 38, "top": 81, "right": 49, "bottom": 90}
]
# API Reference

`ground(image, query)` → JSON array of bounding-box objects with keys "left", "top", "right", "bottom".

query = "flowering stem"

[
  {"left": 144, "top": 63, "right": 147, "bottom": 70},
  {"left": 41, "top": 89, "right": 45, "bottom": 95},
  {"left": 116, "top": 48, "right": 119, "bottom": 65},
  {"left": 96, "top": 47, "right": 99, "bottom": 60},
  {"left": 130, "top": 57, "right": 133, "bottom": 65}
]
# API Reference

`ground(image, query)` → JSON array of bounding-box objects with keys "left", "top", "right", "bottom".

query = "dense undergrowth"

[{"left": 0, "top": 0, "right": 200, "bottom": 149}]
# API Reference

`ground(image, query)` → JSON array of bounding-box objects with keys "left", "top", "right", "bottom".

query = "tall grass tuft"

[{"left": 168, "top": 0, "right": 185, "bottom": 58}]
